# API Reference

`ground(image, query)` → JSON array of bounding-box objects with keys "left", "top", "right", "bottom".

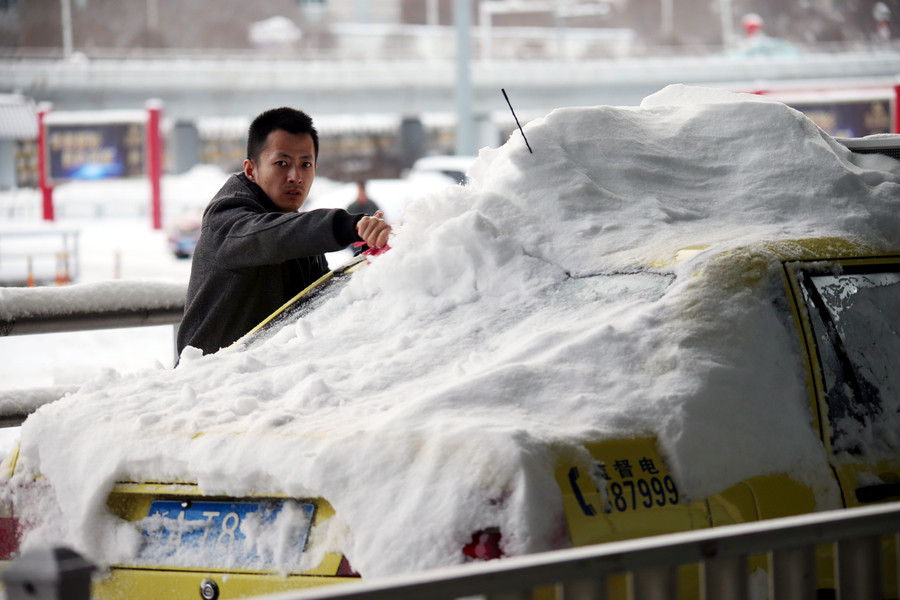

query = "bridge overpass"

[
  {"left": 3, "top": 48, "right": 899, "bottom": 123},
  {"left": 2, "top": 46, "right": 898, "bottom": 175}
]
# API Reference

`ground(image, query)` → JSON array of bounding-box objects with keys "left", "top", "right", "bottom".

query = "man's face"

[{"left": 243, "top": 129, "right": 317, "bottom": 212}]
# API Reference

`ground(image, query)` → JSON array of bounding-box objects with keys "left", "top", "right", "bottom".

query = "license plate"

[{"left": 138, "top": 499, "right": 316, "bottom": 569}]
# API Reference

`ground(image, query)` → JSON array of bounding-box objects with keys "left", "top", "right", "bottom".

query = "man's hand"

[{"left": 356, "top": 210, "right": 392, "bottom": 248}]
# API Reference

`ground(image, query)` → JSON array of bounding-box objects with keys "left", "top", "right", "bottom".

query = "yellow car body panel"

[
  {"left": 555, "top": 438, "right": 709, "bottom": 547},
  {"left": 707, "top": 474, "right": 817, "bottom": 526},
  {"left": 555, "top": 438, "right": 708, "bottom": 598},
  {"left": 92, "top": 568, "right": 358, "bottom": 600}
]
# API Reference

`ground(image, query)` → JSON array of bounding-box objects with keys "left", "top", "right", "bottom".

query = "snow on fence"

[
  {"left": 0, "top": 280, "right": 185, "bottom": 425},
  {"left": 0, "top": 280, "right": 185, "bottom": 336},
  {"left": 249, "top": 501, "right": 900, "bottom": 600}
]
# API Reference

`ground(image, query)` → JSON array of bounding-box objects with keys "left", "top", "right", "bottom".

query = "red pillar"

[
  {"left": 894, "top": 84, "right": 900, "bottom": 133},
  {"left": 37, "top": 103, "right": 54, "bottom": 221},
  {"left": 146, "top": 100, "right": 163, "bottom": 230}
]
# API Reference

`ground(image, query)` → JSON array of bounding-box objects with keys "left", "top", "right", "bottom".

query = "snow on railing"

[
  {"left": 0, "top": 385, "right": 80, "bottom": 428},
  {"left": 0, "top": 280, "right": 185, "bottom": 336},
  {"left": 0, "top": 281, "right": 185, "bottom": 425}
]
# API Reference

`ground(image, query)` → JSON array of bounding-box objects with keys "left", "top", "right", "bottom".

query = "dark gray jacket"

[{"left": 177, "top": 173, "right": 362, "bottom": 356}]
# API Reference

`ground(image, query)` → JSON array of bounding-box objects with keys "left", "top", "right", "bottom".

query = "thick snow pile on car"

[{"left": 7, "top": 85, "right": 900, "bottom": 577}]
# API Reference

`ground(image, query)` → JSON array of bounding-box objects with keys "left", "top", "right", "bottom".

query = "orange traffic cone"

[
  {"left": 55, "top": 253, "right": 65, "bottom": 286},
  {"left": 26, "top": 256, "right": 35, "bottom": 287},
  {"left": 61, "top": 251, "right": 71, "bottom": 284}
]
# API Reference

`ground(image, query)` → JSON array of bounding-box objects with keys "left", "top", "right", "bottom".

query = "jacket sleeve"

[{"left": 208, "top": 195, "right": 363, "bottom": 270}]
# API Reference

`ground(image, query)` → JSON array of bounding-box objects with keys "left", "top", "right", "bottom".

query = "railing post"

[
  {"left": 632, "top": 565, "right": 677, "bottom": 600},
  {"left": 486, "top": 590, "right": 531, "bottom": 600},
  {"left": 770, "top": 545, "right": 815, "bottom": 600},
  {"left": 836, "top": 536, "right": 882, "bottom": 600},
  {"left": 563, "top": 577, "right": 607, "bottom": 600},
  {"left": 702, "top": 554, "right": 748, "bottom": 600}
]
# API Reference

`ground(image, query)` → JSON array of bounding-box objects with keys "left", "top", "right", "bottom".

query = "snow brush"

[{"left": 354, "top": 241, "right": 391, "bottom": 262}]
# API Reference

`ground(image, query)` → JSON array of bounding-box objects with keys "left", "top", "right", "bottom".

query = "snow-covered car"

[{"left": 1, "top": 85, "right": 899, "bottom": 599}]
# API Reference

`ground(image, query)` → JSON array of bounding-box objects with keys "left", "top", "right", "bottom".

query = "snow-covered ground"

[{"left": 2, "top": 85, "right": 900, "bottom": 582}]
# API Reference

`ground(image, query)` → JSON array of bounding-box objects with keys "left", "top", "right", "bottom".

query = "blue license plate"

[{"left": 139, "top": 499, "right": 316, "bottom": 568}]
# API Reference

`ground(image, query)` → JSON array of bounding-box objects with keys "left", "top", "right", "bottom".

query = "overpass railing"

[{"left": 248, "top": 501, "right": 900, "bottom": 600}]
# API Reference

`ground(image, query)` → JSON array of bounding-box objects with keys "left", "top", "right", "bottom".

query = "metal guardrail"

[
  {"left": 254, "top": 501, "right": 900, "bottom": 600},
  {"left": 0, "top": 280, "right": 185, "bottom": 337},
  {"left": 0, "top": 384, "right": 80, "bottom": 428},
  {"left": 0, "top": 305, "right": 184, "bottom": 337},
  {"left": 3, "top": 502, "right": 899, "bottom": 600},
  {"left": 0, "top": 282, "right": 185, "bottom": 425}
]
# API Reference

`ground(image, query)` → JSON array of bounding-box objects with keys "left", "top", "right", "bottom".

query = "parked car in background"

[
  {"left": 406, "top": 155, "right": 477, "bottom": 185},
  {"left": 166, "top": 210, "right": 203, "bottom": 259}
]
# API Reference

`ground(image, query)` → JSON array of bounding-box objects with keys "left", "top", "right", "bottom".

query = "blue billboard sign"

[{"left": 46, "top": 121, "right": 145, "bottom": 182}]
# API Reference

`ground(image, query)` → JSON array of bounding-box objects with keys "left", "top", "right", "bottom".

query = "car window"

[{"left": 797, "top": 264, "right": 900, "bottom": 456}]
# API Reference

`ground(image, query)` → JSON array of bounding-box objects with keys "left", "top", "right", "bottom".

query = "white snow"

[{"left": 3, "top": 85, "right": 900, "bottom": 580}]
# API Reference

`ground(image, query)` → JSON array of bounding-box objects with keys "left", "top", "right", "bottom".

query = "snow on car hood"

[{"left": 10, "top": 85, "right": 900, "bottom": 576}]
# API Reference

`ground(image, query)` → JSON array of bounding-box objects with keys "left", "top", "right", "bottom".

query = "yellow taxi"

[{"left": 3, "top": 232, "right": 899, "bottom": 599}]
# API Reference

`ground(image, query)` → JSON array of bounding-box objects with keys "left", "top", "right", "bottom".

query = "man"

[
  {"left": 346, "top": 180, "right": 380, "bottom": 216},
  {"left": 177, "top": 107, "right": 391, "bottom": 357}
]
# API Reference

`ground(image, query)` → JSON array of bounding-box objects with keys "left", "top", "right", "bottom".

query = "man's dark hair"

[{"left": 247, "top": 107, "right": 319, "bottom": 163}]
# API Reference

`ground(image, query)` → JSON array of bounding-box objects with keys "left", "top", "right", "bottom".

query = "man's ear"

[{"left": 243, "top": 159, "right": 256, "bottom": 182}]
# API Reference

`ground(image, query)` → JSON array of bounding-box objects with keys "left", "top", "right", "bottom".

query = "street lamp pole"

[
  {"left": 60, "top": 0, "right": 73, "bottom": 58},
  {"left": 455, "top": 0, "right": 476, "bottom": 156},
  {"left": 719, "top": 0, "right": 735, "bottom": 48},
  {"left": 661, "top": 0, "right": 673, "bottom": 40}
]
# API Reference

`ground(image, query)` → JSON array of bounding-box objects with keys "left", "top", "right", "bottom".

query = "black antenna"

[{"left": 502, "top": 88, "right": 533, "bottom": 154}]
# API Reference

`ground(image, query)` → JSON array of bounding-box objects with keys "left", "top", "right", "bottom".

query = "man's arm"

[{"left": 211, "top": 200, "right": 362, "bottom": 269}]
